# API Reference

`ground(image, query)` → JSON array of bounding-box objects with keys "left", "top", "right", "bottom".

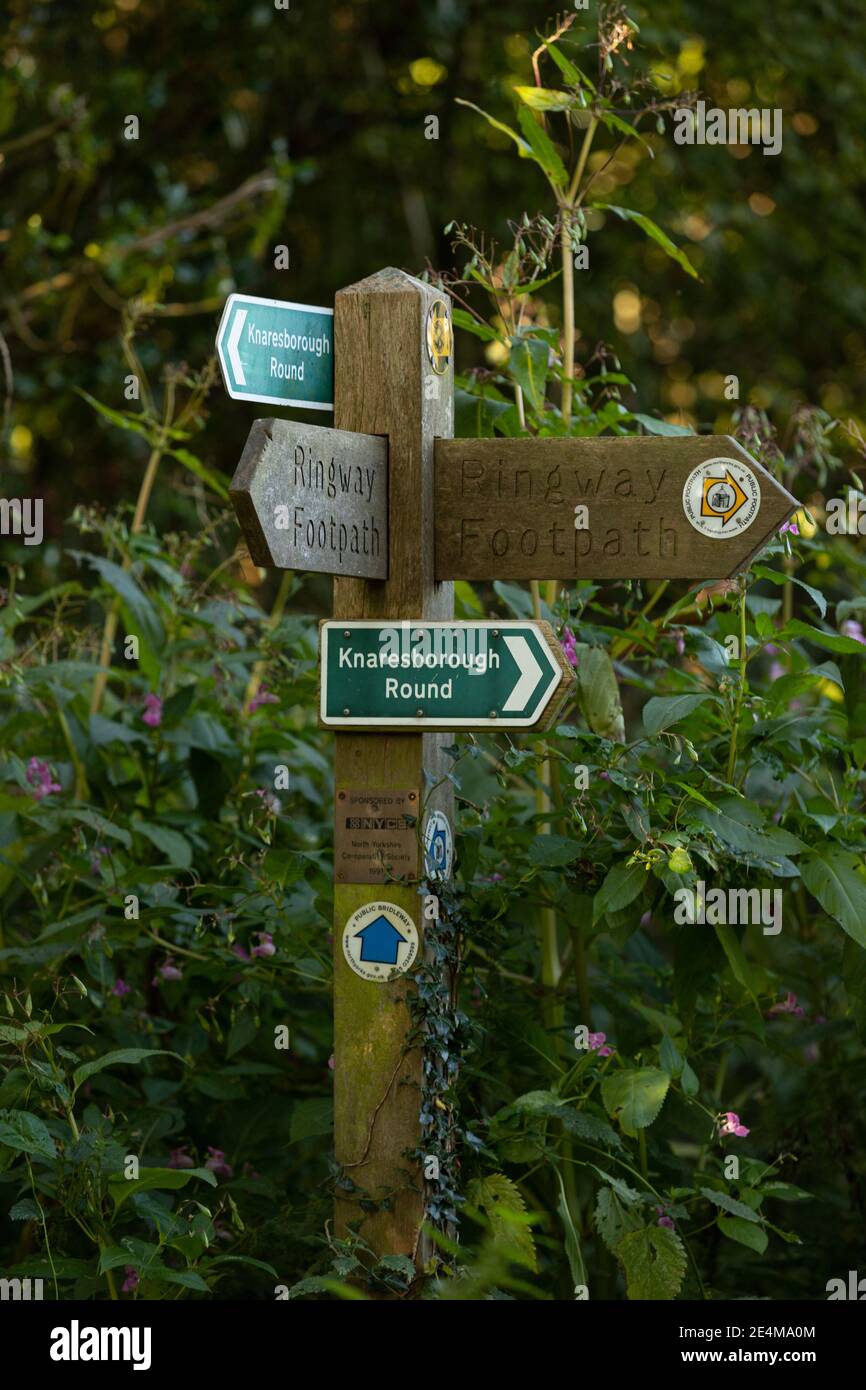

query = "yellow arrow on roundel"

[{"left": 700, "top": 469, "right": 749, "bottom": 526}]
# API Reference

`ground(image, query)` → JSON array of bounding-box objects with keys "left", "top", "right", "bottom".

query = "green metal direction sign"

[
  {"left": 319, "top": 620, "right": 575, "bottom": 731},
  {"left": 216, "top": 293, "right": 334, "bottom": 410}
]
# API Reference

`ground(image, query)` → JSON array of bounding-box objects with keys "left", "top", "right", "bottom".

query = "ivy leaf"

[
  {"left": 0, "top": 1110, "right": 57, "bottom": 1161},
  {"left": 615, "top": 1224, "right": 687, "bottom": 1299},
  {"left": 594, "top": 204, "right": 700, "bottom": 281},
  {"left": 601, "top": 1068, "right": 670, "bottom": 1136}
]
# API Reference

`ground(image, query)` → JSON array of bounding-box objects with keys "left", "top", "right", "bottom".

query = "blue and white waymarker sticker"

[
  {"left": 342, "top": 901, "right": 418, "bottom": 983},
  {"left": 424, "top": 810, "right": 453, "bottom": 880}
]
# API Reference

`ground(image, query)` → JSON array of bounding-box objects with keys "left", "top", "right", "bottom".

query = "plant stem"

[
  {"left": 91, "top": 379, "right": 175, "bottom": 717},
  {"left": 725, "top": 588, "right": 748, "bottom": 784}
]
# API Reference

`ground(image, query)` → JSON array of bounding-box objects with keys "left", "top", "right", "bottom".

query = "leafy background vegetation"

[{"left": 1, "top": 2, "right": 865, "bottom": 1299}]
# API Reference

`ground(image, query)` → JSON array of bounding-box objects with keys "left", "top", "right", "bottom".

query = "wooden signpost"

[
  {"left": 221, "top": 273, "right": 797, "bottom": 1275},
  {"left": 434, "top": 435, "right": 797, "bottom": 581}
]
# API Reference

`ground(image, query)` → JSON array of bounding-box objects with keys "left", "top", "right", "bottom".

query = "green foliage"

[{"left": 3, "top": 0, "right": 866, "bottom": 1304}]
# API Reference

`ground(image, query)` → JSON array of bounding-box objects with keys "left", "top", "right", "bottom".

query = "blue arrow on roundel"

[{"left": 354, "top": 914, "right": 408, "bottom": 966}]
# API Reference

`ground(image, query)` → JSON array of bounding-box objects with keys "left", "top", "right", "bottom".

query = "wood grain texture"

[
  {"left": 229, "top": 418, "right": 388, "bottom": 579},
  {"left": 331, "top": 268, "right": 454, "bottom": 1265},
  {"left": 434, "top": 434, "right": 798, "bottom": 581}
]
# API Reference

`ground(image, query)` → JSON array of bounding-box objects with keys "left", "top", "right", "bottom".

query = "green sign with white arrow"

[
  {"left": 319, "top": 620, "right": 575, "bottom": 732},
  {"left": 216, "top": 293, "right": 334, "bottom": 410}
]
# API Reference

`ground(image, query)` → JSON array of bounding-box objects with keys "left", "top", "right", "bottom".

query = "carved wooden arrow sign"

[
  {"left": 229, "top": 418, "right": 388, "bottom": 580},
  {"left": 433, "top": 434, "right": 797, "bottom": 581}
]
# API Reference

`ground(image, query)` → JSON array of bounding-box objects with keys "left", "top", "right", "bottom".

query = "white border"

[
  {"left": 215, "top": 292, "right": 334, "bottom": 411},
  {"left": 320, "top": 619, "right": 561, "bottom": 728}
]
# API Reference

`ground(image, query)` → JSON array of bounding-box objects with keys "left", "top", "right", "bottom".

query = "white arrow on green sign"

[
  {"left": 319, "top": 619, "right": 575, "bottom": 732},
  {"left": 216, "top": 293, "right": 334, "bottom": 410}
]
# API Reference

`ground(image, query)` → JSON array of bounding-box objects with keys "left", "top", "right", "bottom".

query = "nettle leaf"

[
  {"left": 642, "top": 693, "right": 717, "bottom": 736},
  {"left": 700, "top": 1186, "right": 760, "bottom": 1221},
  {"left": 0, "top": 1110, "right": 57, "bottom": 1161},
  {"left": 615, "top": 1224, "right": 687, "bottom": 1299},
  {"left": 601, "top": 1068, "right": 670, "bottom": 1137},
  {"left": 594, "top": 1186, "right": 644, "bottom": 1254},
  {"left": 801, "top": 849, "right": 866, "bottom": 949},
  {"left": 466, "top": 1173, "right": 537, "bottom": 1272},
  {"left": 9, "top": 1198, "right": 42, "bottom": 1221},
  {"left": 594, "top": 204, "right": 700, "bottom": 280}
]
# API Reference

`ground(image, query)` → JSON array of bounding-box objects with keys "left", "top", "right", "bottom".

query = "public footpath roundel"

[{"left": 342, "top": 901, "right": 419, "bottom": 982}]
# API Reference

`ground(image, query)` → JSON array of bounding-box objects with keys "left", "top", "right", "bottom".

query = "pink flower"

[
  {"left": 205, "top": 1146, "right": 234, "bottom": 1179},
  {"left": 561, "top": 627, "right": 579, "bottom": 668},
  {"left": 251, "top": 931, "right": 276, "bottom": 958},
  {"left": 112, "top": 978, "right": 131, "bottom": 997},
  {"left": 231, "top": 942, "right": 250, "bottom": 962},
  {"left": 248, "top": 685, "right": 279, "bottom": 714},
  {"left": 142, "top": 693, "right": 163, "bottom": 728},
  {"left": 90, "top": 845, "right": 109, "bottom": 874},
  {"left": 656, "top": 1206, "right": 675, "bottom": 1229},
  {"left": 254, "top": 788, "right": 282, "bottom": 814},
  {"left": 674, "top": 631, "right": 685, "bottom": 656},
  {"left": 719, "top": 1111, "right": 750, "bottom": 1138},
  {"left": 779, "top": 519, "right": 799, "bottom": 536},
  {"left": 588, "top": 1031, "right": 614, "bottom": 1058},
  {"left": 168, "top": 1145, "right": 195, "bottom": 1169},
  {"left": 121, "top": 1266, "right": 139, "bottom": 1293},
  {"left": 153, "top": 956, "right": 183, "bottom": 984},
  {"left": 767, "top": 991, "right": 805, "bottom": 1020},
  {"left": 26, "top": 757, "right": 62, "bottom": 800},
  {"left": 327, "top": 1055, "right": 335, "bottom": 1071},
  {"left": 841, "top": 620, "right": 866, "bottom": 646},
  {"left": 769, "top": 661, "right": 786, "bottom": 681}
]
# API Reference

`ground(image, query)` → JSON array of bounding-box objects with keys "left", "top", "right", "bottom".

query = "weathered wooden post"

[
  {"left": 329, "top": 268, "right": 454, "bottom": 1261},
  {"left": 222, "top": 271, "right": 798, "bottom": 1283}
]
